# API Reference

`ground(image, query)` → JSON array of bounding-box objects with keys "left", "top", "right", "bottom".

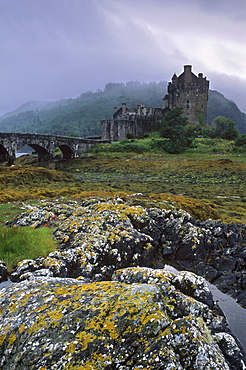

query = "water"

[
  {"left": 0, "top": 279, "right": 12, "bottom": 289},
  {"left": 208, "top": 282, "right": 246, "bottom": 351},
  {"left": 16, "top": 152, "right": 28, "bottom": 158}
]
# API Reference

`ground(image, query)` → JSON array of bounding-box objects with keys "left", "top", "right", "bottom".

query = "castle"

[{"left": 101, "top": 65, "right": 209, "bottom": 142}]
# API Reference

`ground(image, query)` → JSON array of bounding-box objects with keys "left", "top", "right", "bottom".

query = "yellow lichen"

[
  {"left": 0, "top": 333, "right": 6, "bottom": 345},
  {"left": 18, "top": 324, "right": 26, "bottom": 334},
  {"left": 8, "top": 333, "right": 16, "bottom": 344},
  {"left": 75, "top": 331, "right": 97, "bottom": 351}
]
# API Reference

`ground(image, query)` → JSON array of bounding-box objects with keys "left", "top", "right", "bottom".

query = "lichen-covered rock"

[
  {"left": 10, "top": 256, "right": 69, "bottom": 282},
  {"left": 9, "top": 200, "right": 156, "bottom": 282},
  {"left": 5, "top": 198, "right": 246, "bottom": 307},
  {"left": 113, "top": 267, "right": 228, "bottom": 333},
  {"left": 5, "top": 205, "right": 58, "bottom": 228},
  {"left": 0, "top": 260, "right": 8, "bottom": 282},
  {"left": 172, "top": 271, "right": 214, "bottom": 307},
  {"left": 0, "top": 270, "right": 245, "bottom": 369}
]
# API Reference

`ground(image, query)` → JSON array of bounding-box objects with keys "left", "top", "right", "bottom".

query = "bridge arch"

[
  {"left": 25, "top": 144, "right": 51, "bottom": 161},
  {"left": 58, "top": 145, "right": 74, "bottom": 159},
  {"left": 0, "top": 144, "right": 9, "bottom": 162}
]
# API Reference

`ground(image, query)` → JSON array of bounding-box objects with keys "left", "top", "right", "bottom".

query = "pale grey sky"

[{"left": 0, "top": 0, "right": 246, "bottom": 114}]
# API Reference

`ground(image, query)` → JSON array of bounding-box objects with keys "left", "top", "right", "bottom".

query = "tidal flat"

[{"left": 1, "top": 150, "right": 246, "bottom": 224}]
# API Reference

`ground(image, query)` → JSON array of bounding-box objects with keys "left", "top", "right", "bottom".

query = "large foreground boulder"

[{"left": 0, "top": 268, "right": 245, "bottom": 369}]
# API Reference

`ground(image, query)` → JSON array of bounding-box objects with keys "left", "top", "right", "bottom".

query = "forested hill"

[
  {"left": 0, "top": 81, "right": 246, "bottom": 136},
  {"left": 208, "top": 90, "right": 246, "bottom": 134}
]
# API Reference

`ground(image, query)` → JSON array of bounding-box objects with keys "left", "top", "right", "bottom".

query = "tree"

[
  {"left": 160, "top": 107, "right": 189, "bottom": 141},
  {"left": 67, "top": 133, "right": 79, "bottom": 137},
  {"left": 160, "top": 107, "right": 191, "bottom": 153},
  {"left": 213, "top": 116, "right": 239, "bottom": 140}
]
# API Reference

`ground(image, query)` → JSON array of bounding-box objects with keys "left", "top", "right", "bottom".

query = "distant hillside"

[
  {"left": 0, "top": 82, "right": 245, "bottom": 136},
  {"left": 207, "top": 90, "right": 246, "bottom": 134},
  {"left": 0, "top": 101, "right": 56, "bottom": 119}
]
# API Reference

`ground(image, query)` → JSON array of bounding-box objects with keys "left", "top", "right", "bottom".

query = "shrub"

[
  {"left": 163, "top": 139, "right": 187, "bottom": 154},
  {"left": 213, "top": 116, "right": 239, "bottom": 140},
  {"left": 234, "top": 134, "right": 246, "bottom": 147},
  {"left": 160, "top": 107, "right": 189, "bottom": 142},
  {"left": 150, "top": 138, "right": 170, "bottom": 151},
  {"left": 90, "top": 140, "right": 152, "bottom": 154},
  {"left": 126, "top": 132, "right": 135, "bottom": 139},
  {"left": 201, "top": 127, "right": 216, "bottom": 138}
]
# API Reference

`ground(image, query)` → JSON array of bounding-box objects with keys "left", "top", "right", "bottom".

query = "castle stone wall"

[
  {"left": 101, "top": 65, "right": 209, "bottom": 141},
  {"left": 101, "top": 114, "right": 162, "bottom": 142}
]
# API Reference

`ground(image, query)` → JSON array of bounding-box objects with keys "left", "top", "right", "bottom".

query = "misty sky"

[{"left": 1, "top": 0, "right": 246, "bottom": 115}]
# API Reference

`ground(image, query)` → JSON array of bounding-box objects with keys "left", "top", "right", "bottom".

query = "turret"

[
  {"left": 122, "top": 103, "right": 127, "bottom": 115},
  {"left": 183, "top": 65, "right": 192, "bottom": 83},
  {"left": 184, "top": 65, "right": 192, "bottom": 73}
]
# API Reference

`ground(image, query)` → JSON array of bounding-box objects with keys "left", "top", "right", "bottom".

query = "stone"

[
  {"left": 194, "top": 262, "right": 222, "bottom": 282},
  {"left": 237, "top": 246, "right": 246, "bottom": 260},
  {"left": 1, "top": 198, "right": 246, "bottom": 367},
  {"left": 216, "top": 332, "right": 246, "bottom": 370},
  {"left": 236, "top": 291, "right": 246, "bottom": 308},
  {"left": 0, "top": 260, "right": 8, "bottom": 283},
  {"left": 0, "top": 272, "right": 245, "bottom": 369},
  {"left": 213, "top": 273, "right": 237, "bottom": 294},
  {"left": 0, "top": 133, "right": 103, "bottom": 163},
  {"left": 212, "top": 256, "right": 237, "bottom": 272},
  {"left": 172, "top": 271, "right": 214, "bottom": 307}
]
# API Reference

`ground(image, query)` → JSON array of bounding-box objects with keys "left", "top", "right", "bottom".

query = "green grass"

[
  {"left": 89, "top": 137, "right": 243, "bottom": 157},
  {"left": 0, "top": 225, "right": 58, "bottom": 271},
  {"left": 0, "top": 202, "right": 58, "bottom": 272},
  {"left": 0, "top": 203, "right": 27, "bottom": 224}
]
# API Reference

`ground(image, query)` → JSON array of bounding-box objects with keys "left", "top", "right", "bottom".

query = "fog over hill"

[{"left": 0, "top": 82, "right": 245, "bottom": 136}]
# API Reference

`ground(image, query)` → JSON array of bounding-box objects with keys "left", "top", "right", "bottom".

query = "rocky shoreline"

[{"left": 1, "top": 197, "right": 246, "bottom": 369}]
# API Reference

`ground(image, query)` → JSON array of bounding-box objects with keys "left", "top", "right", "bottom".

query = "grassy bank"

[
  {"left": 0, "top": 225, "right": 58, "bottom": 271},
  {"left": 0, "top": 201, "right": 59, "bottom": 271}
]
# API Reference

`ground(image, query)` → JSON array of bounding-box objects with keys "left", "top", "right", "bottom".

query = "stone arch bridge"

[{"left": 0, "top": 133, "right": 107, "bottom": 165}]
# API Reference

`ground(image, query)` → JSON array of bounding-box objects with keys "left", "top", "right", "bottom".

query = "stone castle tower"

[
  {"left": 163, "top": 65, "right": 209, "bottom": 124},
  {"left": 101, "top": 65, "right": 209, "bottom": 141}
]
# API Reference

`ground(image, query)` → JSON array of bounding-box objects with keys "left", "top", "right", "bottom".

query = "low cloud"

[{"left": 0, "top": 0, "right": 245, "bottom": 115}]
